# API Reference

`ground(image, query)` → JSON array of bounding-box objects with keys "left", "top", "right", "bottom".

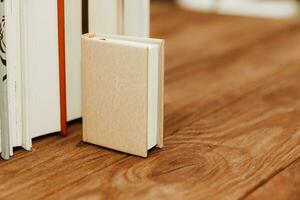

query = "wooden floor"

[{"left": 1, "top": 2, "right": 300, "bottom": 199}]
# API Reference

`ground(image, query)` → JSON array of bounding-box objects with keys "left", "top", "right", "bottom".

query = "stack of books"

[{"left": 0, "top": 0, "right": 163, "bottom": 160}]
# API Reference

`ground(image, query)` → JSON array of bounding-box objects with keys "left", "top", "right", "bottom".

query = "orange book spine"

[{"left": 57, "top": 0, "right": 67, "bottom": 136}]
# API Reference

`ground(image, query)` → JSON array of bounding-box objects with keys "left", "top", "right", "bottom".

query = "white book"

[
  {"left": 65, "top": 0, "right": 82, "bottom": 121},
  {"left": 66, "top": 0, "right": 150, "bottom": 121},
  {"left": 20, "top": 0, "right": 61, "bottom": 139},
  {"left": 0, "top": 0, "right": 10, "bottom": 159},
  {"left": 88, "top": 0, "right": 122, "bottom": 34},
  {"left": 88, "top": 0, "right": 150, "bottom": 35},
  {"left": 0, "top": 0, "right": 27, "bottom": 159},
  {"left": 124, "top": 0, "right": 150, "bottom": 37},
  {"left": 66, "top": 0, "right": 122, "bottom": 121},
  {"left": 5, "top": 0, "right": 23, "bottom": 151},
  {"left": 1, "top": 0, "right": 63, "bottom": 160},
  {"left": 5, "top": 3, "right": 16, "bottom": 154},
  {"left": 0, "top": 0, "right": 60, "bottom": 159}
]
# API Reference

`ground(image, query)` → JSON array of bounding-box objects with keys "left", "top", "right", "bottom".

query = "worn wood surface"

[
  {"left": 1, "top": 1, "right": 300, "bottom": 199},
  {"left": 246, "top": 158, "right": 300, "bottom": 200}
]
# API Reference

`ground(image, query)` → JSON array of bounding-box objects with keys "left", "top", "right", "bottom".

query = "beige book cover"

[{"left": 81, "top": 33, "right": 164, "bottom": 157}]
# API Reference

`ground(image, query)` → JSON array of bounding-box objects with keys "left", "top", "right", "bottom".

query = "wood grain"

[
  {"left": 245, "top": 159, "right": 300, "bottom": 200},
  {"left": 0, "top": 1, "right": 300, "bottom": 199}
]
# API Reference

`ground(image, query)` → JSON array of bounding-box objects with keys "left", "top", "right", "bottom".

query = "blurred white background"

[{"left": 176, "top": 0, "right": 300, "bottom": 18}]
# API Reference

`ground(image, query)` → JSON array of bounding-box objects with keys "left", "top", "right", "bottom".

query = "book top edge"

[{"left": 82, "top": 32, "right": 164, "bottom": 44}]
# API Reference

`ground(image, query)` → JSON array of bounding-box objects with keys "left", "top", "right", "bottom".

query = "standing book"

[
  {"left": 81, "top": 33, "right": 164, "bottom": 157},
  {"left": 65, "top": 0, "right": 82, "bottom": 121},
  {"left": 20, "top": 0, "right": 62, "bottom": 139},
  {"left": 0, "top": 0, "right": 10, "bottom": 160},
  {"left": 0, "top": 0, "right": 25, "bottom": 159},
  {"left": 123, "top": 0, "right": 150, "bottom": 37},
  {"left": 0, "top": 0, "right": 67, "bottom": 160},
  {"left": 66, "top": 0, "right": 150, "bottom": 123}
]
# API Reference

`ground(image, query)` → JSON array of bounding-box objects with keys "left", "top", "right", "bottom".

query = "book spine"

[
  {"left": 0, "top": 0, "right": 10, "bottom": 160},
  {"left": 57, "top": 0, "right": 67, "bottom": 136}
]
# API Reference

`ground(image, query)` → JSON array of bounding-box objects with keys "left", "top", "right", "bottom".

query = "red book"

[{"left": 57, "top": 0, "right": 67, "bottom": 136}]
